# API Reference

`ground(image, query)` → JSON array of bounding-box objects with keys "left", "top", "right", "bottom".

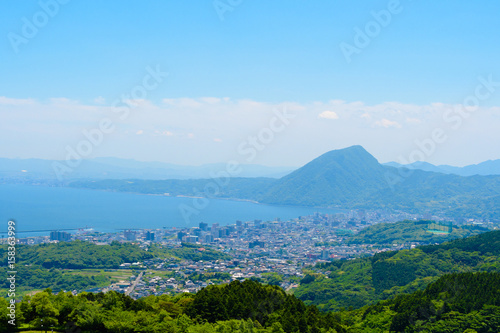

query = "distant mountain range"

[
  {"left": 385, "top": 159, "right": 500, "bottom": 176},
  {"left": 69, "top": 146, "right": 500, "bottom": 220},
  {"left": 3, "top": 151, "right": 498, "bottom": 181},
  {"left": 0, "top": 157, "right": 295, "bottom": 181}
]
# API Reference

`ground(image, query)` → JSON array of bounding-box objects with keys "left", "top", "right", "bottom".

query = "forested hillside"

[
  {"left": 294, "top": 230, "right": 500, "bottom": 311},
  {"left": 346, "top": 220, "right": 487, "bottom": 245},
  {"left": 69, "top": 146, "right": 500, "bottom": 219},
  {"left": 2, "top": 273, "right": 499, "bottom": 332},
  {"left": 0, "top": 241, "right": 152, "bottom": 269},
  {"left": 343, "top": 272, "right": 500, "bottom": 332},
  {"left": 0, "top": 241, "right": 228, "bottom": 295},
  {"left": 0, "top": 280, "right": 346, "bottom": 333}
]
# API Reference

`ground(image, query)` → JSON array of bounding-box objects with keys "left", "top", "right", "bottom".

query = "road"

[{"left": 125, "top": 271, "right": 144, "bottom": 296}]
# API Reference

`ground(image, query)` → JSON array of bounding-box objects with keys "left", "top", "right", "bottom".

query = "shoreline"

[{"left": 1, "top": 183, "right": 341, "bottom": 211}]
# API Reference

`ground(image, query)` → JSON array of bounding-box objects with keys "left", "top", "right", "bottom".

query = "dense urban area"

[{"left": 5, "top": 209, "right": 495, "bottom": 299}]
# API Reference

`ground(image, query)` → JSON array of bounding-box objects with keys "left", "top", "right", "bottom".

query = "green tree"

[
  {"left": 0, "top": 297, "right": 16, "bottom": 331},
  {"left": 102, "top": 309, "right": 136, "bottom": 333},
  {"left": 29, "top": 292, "right": 59, "bottom": 330},
  {"left": 270, "top": 322, "right": 285, "bottom": 333}
]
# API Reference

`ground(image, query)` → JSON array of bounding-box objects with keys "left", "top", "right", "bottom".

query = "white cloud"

[
  {"left": 384, "top": 107, "right": 401, "bottom": 115},
  {"left": 49, "top": 97, "right": 79, "bottom": 105},
  {"left": 1, "top": 96, "right": 499, "bottom": 166},
  {"left": 200, "top": 97, "right": 221, "bottom": 104},
  {"left": 318, "top": 111, "right": 339, "bottom": 120},
  {"left": 94, "top": 96, "right": 106, "bottom": 104},
  {"left": 153, "top": 130, "right": 174, "bottom": 136},
  {"left": 162, "top": 98, "right": 203, "bottom": 108},
  {"left": 374, "top": 118, "right": 402, "bottom": 128},
  {"left": 328, "top": 99, "right": 346, "bottom": 105},
  {"left": 123, "top": 99, "right": 154, "bottom": 108},
  {"left": 0, "top": 97, "right": 36, "bottom": 105},
  {"left": 406, "top": 117, "right": 422, "bottom": 124}
]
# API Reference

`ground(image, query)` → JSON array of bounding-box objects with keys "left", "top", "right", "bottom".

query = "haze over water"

[{"left": 0, "top": 184, "right": 341, "bottom": 236}]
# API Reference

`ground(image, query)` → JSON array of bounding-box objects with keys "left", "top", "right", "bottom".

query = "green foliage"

[
  {"left": 0, "top": 241, "right": 231, "bottom": 296},
  {"left": 3, "top": 272, "right": 499, "bottom": 332},
  {"left": 185, "top": 280, "right": 346, "bottom": 332},
  {"left": 260, "top": 272, "right": 283, "bottom": 286},
  {"left": 295, "top": 230, "right": 500, "bottom": 312},
  {"left": 300, "top": 274, "right": 316, "bottom": 284},
  {"left": 347, "top": 219, "right": 487, "bottom": 245},
  {"left": 295, "top": 260, "right": 374, "bottom": 311},
  {"left": 420, "top": 229, "right": 500, "bottom": 256},
  {"left": 0, "top": 297, "right": 14, "bottom": 331},
  {"left": 4, "top": 281, "right": 347, "bottom": 333},
  {"left": 0, "top": 241, "right": 154, "bottom": 294},
  {"left": 27, "top": 291, "right": 60, "bottom": 329},
  {"left": 0, "top": 240, "right": 153, "bottom": 269},
  {"left": 375, "top": 272, "right": 500, "bottom": 332},
  {"left": 70, "top": 146, "right": 500, "bottom": 219},
  {"left": 0, "top": 265, "right": 110, "bottom": 294}
]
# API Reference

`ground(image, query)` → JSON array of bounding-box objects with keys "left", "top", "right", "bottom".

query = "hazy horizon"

[
  {"left": 1, "top": 144, "right": 499, "bottom": 169},
  {"left": 2, "top": 1, "right": 500, "bottom": 168}
]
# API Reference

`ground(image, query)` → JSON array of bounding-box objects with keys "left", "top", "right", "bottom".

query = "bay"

[{"left": 0, "top": 184, "right": 341, "bottom": 236}]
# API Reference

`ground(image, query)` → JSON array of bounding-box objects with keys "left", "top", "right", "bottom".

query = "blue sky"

[{"left": 1, "top": 0, "right": 500, "bottom": 167}]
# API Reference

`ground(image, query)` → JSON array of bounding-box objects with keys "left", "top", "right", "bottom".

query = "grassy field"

[
  {"left": 0, "top": 288, "right": 44, "bottom": 299},
  {"left": 0, "top": 269, "right": 137, "bottom": 297},
  {"left": 65, "top": 268, "right": 135, "bottom": 283}
]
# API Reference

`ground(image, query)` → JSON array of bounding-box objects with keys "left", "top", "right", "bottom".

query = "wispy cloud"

[
  {"left": 318, "top": 111, "right": 339, "bottom": 120},
  {"left": 94, "top": 96, "right": 106, "bottom": 104},
  {"left": 0, "top": 96, "right": 36, "bottom": 105},
  {"left": 406, "top": 117, "right": 422, "bottom": 124},
  {"left": 1, "top": 96, "right": 498, "bottom": 166},
  {"left": 154, "top": 130, "right": 173, "bottom": 137},
  {"left": 374, "top": 118, "right": 402, "bottom": 128}
]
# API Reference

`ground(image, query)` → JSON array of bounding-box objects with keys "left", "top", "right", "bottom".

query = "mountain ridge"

[
  {"left": 66, "top": 145, "right": 500, "bottom": 220},
  {"left": 259, "top": 145, "right": 390, "bottom": 206},
  {"left": 0, "top": 157, "right": 295, "bottom": 180},
  {"left": 386, "top": 158, "right": 500, "bottom": 176}
]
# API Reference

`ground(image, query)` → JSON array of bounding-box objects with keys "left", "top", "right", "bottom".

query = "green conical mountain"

[
  {"left": 257, "top": 146, "right": 500, "bottom": 218},
  {"left": 259, "top": 145, "right": 390, "bottom": 206},
  {"left": 69, "top": 145, "right": 500, "bottom": 219}
]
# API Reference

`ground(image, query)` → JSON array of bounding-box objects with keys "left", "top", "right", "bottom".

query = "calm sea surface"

[{"left": 0, "top": 184, "right": 341, "bottom": 236}]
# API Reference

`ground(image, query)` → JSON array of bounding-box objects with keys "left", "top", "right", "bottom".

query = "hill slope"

[
  {"left": 387, "top": 158, "right": 500, "bottom": 176},
  {"left": 346, "top": 272, "right": 500, "bottom": 332},
  {"left": 294, "top": 230, "right": 500, "bottom": 311},
  {"left": 4, "top": 270, "right": 499, "bottom": 332},
  {"left": 69, "top": 145, "right": 500, "bottom": 219},
  {"left": 346, "top": 220, "right": 488, "bottom": 245},
  {"left": 258, "top": 146, "right": 500, "bottom": 219},
  {"left": 259, "top": 145, "right": 389, "bottom": 206}
]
